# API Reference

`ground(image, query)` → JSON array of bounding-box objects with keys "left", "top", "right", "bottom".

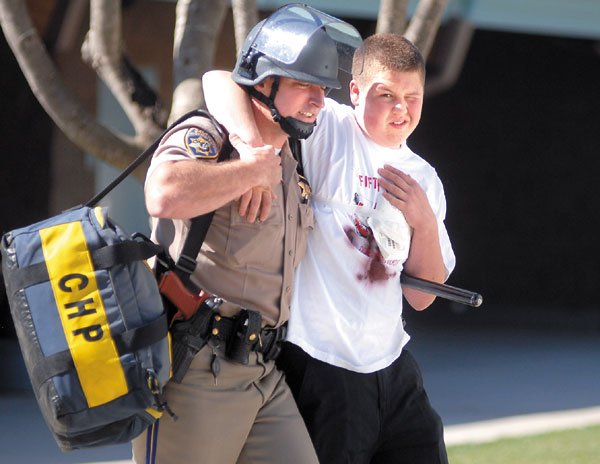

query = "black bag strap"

[
  {"left": 288, "top": 137, "right": 304, "bottom": 178},
  {"left": 3, "top": 240, "right": 161, "bottom": 295},
  {"left": 172, "top": 136, "right": 304, "bottom": 288},
  {"left": 4, "top": 262, "right": 47, "bottom": 296},
  {"left": 173, "top": 132, "right": 233, "bottom": 285},
  {"left": 78, "top": 108, "right": 232, "bottom": 289},
  {"left": 31, "top": 314, "right": 168, "bottom": 388},
  {"left": 92, "top": 240, "right": 163, "bottom": 269},
  {"left": 85, "top": 108, "right": 224, "bottom": 208},
  {"left": 163, "top": 119, "right": 233, "bottom": 287},
  {"left": 5, "top": 238, "right": 162, "bottom": 296},
  {"left": 173, "top": 214, "right": 217, "bottom": 284}
]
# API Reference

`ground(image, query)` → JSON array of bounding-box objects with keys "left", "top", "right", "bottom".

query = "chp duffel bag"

[{"left": 0, "top": 205, "right": 172, "bottom": 451}]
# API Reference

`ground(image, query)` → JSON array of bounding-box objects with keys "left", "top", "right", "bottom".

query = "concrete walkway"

[{"left": 445, "top": 406, "right": 600, "bottom": 445}]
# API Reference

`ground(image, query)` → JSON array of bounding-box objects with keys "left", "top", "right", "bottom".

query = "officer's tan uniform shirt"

[{"left": 147, "top": 115, "right": 313, "bottom": 327}]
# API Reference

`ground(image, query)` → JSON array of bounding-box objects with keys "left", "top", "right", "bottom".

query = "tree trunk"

[
  {"left": 404, "top": 0, "right": 448, "bottom": 59},
  {"left": 82, "top": 0, "right": 165, "bottom": 144},
  {"left": 0, "top": 0, "right": 451, "bottom": 177},
  {"left": 231, "top": 0, "right": 258, "bottom": 54},
  {"left": 0, "top": 0, "right": 141, "bottom": 173},
  {"left": 170, "top": 0, "right": 228, "bottom": 121},
  {"left": 376, "top": 0, "right": 409, "bottom": 35}
]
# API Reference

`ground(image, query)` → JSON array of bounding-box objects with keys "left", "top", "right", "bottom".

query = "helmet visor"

[{"left": 251, "top": 4, "right": 362, "bottom": 75}]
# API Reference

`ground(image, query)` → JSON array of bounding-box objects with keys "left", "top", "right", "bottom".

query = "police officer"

[{"left": 132, "top": 5, "right": 361, "bottom": 463}]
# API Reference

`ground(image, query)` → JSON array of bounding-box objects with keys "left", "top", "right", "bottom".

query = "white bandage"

[{"left": 367, "top": 194, "right": 412, "bottom": 262}]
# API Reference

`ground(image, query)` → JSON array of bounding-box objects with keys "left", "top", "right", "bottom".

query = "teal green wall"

[{"left": 257, "top": 0, "right": 600, "bottom": 39}]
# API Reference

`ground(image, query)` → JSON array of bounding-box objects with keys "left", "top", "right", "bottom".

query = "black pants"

[{"left": 277, "top": 342, "right": 449, "bottom": 464}]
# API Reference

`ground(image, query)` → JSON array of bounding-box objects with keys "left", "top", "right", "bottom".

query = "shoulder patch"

[{"left": 184, "top": 127, "right": 219, "bottom": 159}]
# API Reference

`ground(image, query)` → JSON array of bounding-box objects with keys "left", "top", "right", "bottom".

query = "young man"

[
  {"left": 204, "top": 33, "right": 455, "bottom": 464},
  {"left": 132, "top": 6, "right": 361, "bottom": 463}
]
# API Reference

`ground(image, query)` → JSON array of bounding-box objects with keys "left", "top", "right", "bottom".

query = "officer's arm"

[
  {"left": 203, "top": 71, "right": 263, "bottom": 147},
  {"left": 203, "top": 70, "right": 274, "bottom": 223},
  {"left": 146, "top": 147, "right": 279, "bottom": 220}
]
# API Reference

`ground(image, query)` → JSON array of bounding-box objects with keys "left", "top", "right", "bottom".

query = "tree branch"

[
  {"left": 425, "top": 17, "right": 474, "bottom": 97},
  {"left": 82, "top": 0, "right": 165, "bottom": 143},
  {"left": 0, "top": 0, "right": 143, "bottom": 175},
  {"left": 404, "top": 0, "right": 449, "bottom": 59},
  {"left": 376, "top": 0, "right": 409, "bottom": 35},
  {"left": 232, "top": 0, "right": 258, "bottom": 53},
  {"left": 170, "top": 0, "right": 228, "bottom": 121}
]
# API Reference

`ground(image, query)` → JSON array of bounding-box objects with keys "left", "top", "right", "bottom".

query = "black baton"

[{"left": 400, "top": 274, "right": 483, "bottom": 307}]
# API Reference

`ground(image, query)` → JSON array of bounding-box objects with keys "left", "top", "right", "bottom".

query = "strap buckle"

[{"left": 175, "top": 253, "right": 197, "bottom": 276}]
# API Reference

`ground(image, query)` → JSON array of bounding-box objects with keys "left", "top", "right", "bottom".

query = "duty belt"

[
  {"left": 170, "top": 298, "right": 286, "bottom": 383},
  {"left": 210, "top": 311, "right": 287, "bottom": 361}
]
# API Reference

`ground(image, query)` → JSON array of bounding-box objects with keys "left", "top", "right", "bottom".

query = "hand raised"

[
  {"left": 230, "top": 133, "right": 281, "bottom": 188},
  {"left": 229, "top": 133, "right": 279, "bottom": 222},
  {"left": 377, "top": 164, "right": 436, "bottom": 232}
]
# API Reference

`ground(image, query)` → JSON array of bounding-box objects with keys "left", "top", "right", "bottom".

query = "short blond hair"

[{"left": 352, "top": 34, "right": 425, "bottom": 85}]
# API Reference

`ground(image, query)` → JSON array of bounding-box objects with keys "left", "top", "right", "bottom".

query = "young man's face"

[
  {"left": 260, "top": 77, "right": 326, "bottom": 123},
  {"left": 350, "top": 69, "right": 424, "bottom": 148}
]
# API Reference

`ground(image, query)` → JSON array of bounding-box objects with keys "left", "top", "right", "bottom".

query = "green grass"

[{"left": 447, "top": 425, "right": 600, "bottom": 464}]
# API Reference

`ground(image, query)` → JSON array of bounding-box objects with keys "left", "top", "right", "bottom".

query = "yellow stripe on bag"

[{"left": 40, "top": 221, "right": 128, "bottom": 407}]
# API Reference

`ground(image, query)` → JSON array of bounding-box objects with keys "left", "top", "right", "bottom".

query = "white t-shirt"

[{"left": 287, "top": 98, "right": 456, "bottom": 373}]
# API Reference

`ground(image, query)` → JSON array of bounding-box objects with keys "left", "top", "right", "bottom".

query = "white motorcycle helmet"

[{"left": 232, "top": 3, "right": 362, "bottom": 138}]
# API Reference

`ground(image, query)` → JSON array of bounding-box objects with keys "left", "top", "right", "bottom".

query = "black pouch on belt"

[
  {"left": 261, "top": 324, "right": 287, "bottom": 362},
  {"left": 226, "top": 309, "right": 262, "bottom": 364},
  {"left": 170, "top": 297, "right": 222, "bottom": 383}
]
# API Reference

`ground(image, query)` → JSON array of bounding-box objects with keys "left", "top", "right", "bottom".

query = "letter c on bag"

[{"left": 59, "top": 273, "right": 89, "bottom": 292}]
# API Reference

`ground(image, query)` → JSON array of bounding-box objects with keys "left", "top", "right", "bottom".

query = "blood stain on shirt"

[{"left": 344, "top": 225, "right": 396, "bottom": 284}]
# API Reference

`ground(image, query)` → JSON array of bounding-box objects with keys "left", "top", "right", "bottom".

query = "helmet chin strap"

[
  {"left": 276, "top": 114, "right": 316, "bottom": 140},
  {"left": 247, "top": 77, "right": 316, "bottom": 140}
]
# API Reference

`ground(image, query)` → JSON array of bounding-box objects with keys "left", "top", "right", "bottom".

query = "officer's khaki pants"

[{"left": 132, "top": 344, "right": 318, "bottom": 464}]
